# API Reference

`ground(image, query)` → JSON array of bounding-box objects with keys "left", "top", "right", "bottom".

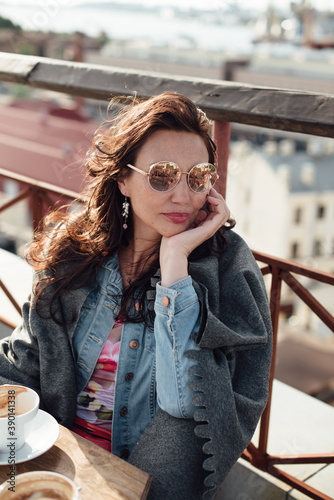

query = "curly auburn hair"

[{"left": 26, "top": 92, "right": 234, "bottom": 324}]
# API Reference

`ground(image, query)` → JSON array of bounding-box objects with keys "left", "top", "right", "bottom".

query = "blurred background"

[{"left": 0, "top": 0, "right": 333, "bottom": 407}]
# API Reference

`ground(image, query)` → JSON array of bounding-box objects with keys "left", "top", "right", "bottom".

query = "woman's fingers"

[
  {"left": 194, "top": 209, "right": 208, "bottom": 226},
  {"left": 164, "top": 188, "right": 232, "bottom": 260},
  {"left": 194, "top": 189, "right": 230, "bottom": 234},
  {"left": 204, "top": 188, "right": 231, "bottom": 228}
]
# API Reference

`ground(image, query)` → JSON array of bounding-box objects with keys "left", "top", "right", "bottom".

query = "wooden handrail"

[{"left": 0, "top": 52, "right": 333, "bottom": 138}]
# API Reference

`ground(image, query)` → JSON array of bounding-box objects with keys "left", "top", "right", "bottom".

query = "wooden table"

[{"left": 0, "top": 425, "right": 152, "bottom": 499}]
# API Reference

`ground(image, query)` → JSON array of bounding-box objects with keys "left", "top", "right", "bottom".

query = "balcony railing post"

[
  {"left": 31, "top": 188, "right": 46, "bottom": 232},
  {"left": 212, "top": 120, "right": 230, "bottom": 199},
  {"left": 258, "top": 265, "right": 282, "bottom": 456}
]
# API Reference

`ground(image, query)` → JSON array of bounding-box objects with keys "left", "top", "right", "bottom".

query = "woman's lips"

[{"left": 163, "top": 213, "right": 190, "bottom": 223}]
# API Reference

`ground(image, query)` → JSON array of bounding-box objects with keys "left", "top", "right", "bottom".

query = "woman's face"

[{"left": 118, "top": 129, "right": 209, "bottom": 242}]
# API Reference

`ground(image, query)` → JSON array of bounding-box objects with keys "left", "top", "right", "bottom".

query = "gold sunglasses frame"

[{"left": 126, "top": 162, "right": 219, "bottom": 193}]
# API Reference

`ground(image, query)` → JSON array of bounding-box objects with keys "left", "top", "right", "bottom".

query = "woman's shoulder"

[
  {"left": 190, "top": 229, "right": 262, "bottom": 285},
  {"left": 220, "top": 229, "right": 253, "bottom": 258},
  {"left": 192, "top": 229, "right": 254, "bottom": 263},
  {"left": 219, "top": 230, "right": 263, "bottom": 276}
]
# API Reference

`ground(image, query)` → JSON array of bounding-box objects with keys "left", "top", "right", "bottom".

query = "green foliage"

[
  {"left": 0, "top": 15, "right": 22, "bottom": 31},
  {"left": 11, "top": 84, "right": 31, "bottom": 99},
  {"left": 17, "top": 41, "right": 36, "bottom": 56}
]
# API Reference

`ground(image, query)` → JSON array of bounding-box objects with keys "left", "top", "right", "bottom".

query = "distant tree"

[
  {"left": 98, "top": 31, "right": 110, "bottom": 46},
  {"left": 0, "top": 15, "right": 22, "bottom": 31}
]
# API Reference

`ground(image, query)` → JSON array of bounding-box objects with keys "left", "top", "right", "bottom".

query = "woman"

[{"left": 0, "top": 92, "right": 272, "bottom": 500}]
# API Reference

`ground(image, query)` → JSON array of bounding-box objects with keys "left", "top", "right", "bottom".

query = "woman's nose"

[{"left": 170, "top": 175, "right": 191, "bottom": 203}]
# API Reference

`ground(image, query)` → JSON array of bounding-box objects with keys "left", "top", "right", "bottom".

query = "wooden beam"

[{"left": 0, "top": 52, "right": 334, "bottom": 138}]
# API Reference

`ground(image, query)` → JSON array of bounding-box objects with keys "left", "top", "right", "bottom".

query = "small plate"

[{"left": 0, "top": 409, "right": 59, "bottom": 465}]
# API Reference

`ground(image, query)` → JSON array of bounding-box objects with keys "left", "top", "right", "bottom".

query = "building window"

[
  {"left": 313, "top": 240, "right": 322, "bottom": 257},
  {"left": 317, "top": 205, "right": 325, "bottom": 219},
  {"left": 294, "top": 207, "right": 302, "bottom": 224},
  {"left": 291, "top": 242, "right": 299, "bottom": 259}
]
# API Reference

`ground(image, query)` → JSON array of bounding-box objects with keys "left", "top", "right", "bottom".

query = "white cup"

[
  {"left": 0, "top": 471, "right": 80, "bottom": 500},
  {"left": 0, "top": 385, "right": 39, "bottom": 453}
]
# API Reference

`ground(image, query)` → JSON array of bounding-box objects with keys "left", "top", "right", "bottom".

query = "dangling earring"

[{"left": 122, "top": 196, "right": 130, "bottom": 230}]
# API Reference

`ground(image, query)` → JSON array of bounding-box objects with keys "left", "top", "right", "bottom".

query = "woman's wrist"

[
  {"left": 159, "top": 236, "right": 189, "bottom": 287},
  {"left": 160, "top": 254, "right": 188, "bottom": 287}
]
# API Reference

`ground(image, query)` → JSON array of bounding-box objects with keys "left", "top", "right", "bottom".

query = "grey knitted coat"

[{"left": 0, "top": 230, "right": 273, "bottom": 500}]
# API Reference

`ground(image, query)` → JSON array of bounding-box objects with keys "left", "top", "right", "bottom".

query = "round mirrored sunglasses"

[{"left": 126, "top": 161, "right": 219, "bottom": 193}]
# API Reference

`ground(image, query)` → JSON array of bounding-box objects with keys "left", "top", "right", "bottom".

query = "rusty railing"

[
  {"left": 243, "top": 252, "right": 334, "bottom": 500},
  {"left": 0, "top": 167, "right": 80, "bottom": 329}
]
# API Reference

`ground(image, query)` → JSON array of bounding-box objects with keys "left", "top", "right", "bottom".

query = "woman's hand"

[{"left": 160, "top": 188, "right": 231, "bottom": 287}]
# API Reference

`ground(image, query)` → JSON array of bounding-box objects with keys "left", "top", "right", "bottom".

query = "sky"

[{"left": 0, "top": 0, "right": 332, "bottom": 10}]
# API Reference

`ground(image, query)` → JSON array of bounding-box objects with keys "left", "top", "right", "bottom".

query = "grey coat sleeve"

[
  {"left": 0, "top": 275, "right": 91, "bottom": 427},
  {"left": 188, "top": 232, "right": 273, "bottom": 499},
  {"left": 0, "top": 301, "right": 42, "bottom": 391}
]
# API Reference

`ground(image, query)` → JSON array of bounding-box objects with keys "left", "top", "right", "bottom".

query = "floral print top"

[{"left": 76, "top": 319, "right": 123, "bottom": 433}]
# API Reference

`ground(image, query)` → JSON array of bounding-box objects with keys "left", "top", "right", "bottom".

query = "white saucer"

[{"left": 0, "top": 409, "right": 59, "bottom": 465}]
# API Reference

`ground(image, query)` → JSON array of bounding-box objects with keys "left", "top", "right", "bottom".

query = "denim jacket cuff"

[{"left": 155, "top": 276, "right": 199, "bottom": 315}]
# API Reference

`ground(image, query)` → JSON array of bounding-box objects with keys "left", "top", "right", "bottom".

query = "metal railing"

[
  {"left": 0, "top": 166, "right": 81, "bottom": 329},
  {"left": 243, "top": 251, "right": 334, "bottom": 500},
  {"left": 0, "top": 52, "right": 333, "bottom": 499}
]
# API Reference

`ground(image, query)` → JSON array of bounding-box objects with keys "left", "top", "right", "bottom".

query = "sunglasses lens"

[
  {"left": 189, "top": 164, "right": 218, "bottom": 193},
  {"left": 149, "top": 162, "right": 180, "bottom": 191}
]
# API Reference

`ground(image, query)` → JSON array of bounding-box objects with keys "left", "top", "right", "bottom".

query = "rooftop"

[{"left": 263, "top": 150, "right": 334, "bottom": 193}]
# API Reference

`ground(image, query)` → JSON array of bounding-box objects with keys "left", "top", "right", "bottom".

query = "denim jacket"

[{"left": 73, "top": 253, "right": 200, "bottom": 457}]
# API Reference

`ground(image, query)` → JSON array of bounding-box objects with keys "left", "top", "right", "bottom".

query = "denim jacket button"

[
  {"left": 129, "top": 340, "right": 139, "bottom": 349},
  {"left": 120, "top": 407, "right": 128, "bottom": 417},
  {"left": 162, "top": 296, "right": 169, "bottom": 307},
  {"left": 125, "top": 373, "right": 133, "bottom": 382}
]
